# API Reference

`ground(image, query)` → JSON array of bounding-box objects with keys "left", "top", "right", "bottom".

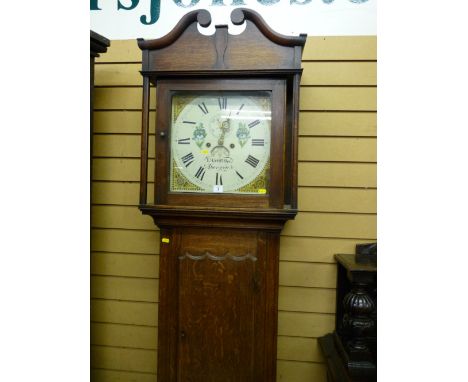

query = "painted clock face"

[{"left": 170, "top": 91, "right": 271, "bottom": 194}]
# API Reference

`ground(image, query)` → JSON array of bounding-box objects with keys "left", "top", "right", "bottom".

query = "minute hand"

[{"left": 217, "top": 120, "right": 230, "bottom": 146}]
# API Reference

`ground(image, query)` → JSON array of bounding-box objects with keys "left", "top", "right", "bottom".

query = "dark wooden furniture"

[
  {"left": 137, "top": 8, "right": 306, "bottom": 382},
  {"left": 90, "top": 31, "right": 110, "bottom": 183},
  {"left": 90, "top": 31, "right": 110, "bottom": 129},
  {"left": 319, "top": 251, "right": 377, "bottom": 382}
]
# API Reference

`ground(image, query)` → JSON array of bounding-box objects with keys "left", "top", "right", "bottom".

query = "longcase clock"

[{"left": 137, "top": 8, "right": 306, "bottom": 381}]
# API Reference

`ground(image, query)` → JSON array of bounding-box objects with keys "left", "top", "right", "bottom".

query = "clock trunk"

[{"left": 158, "top": 226, "right": 279, "bottom": 381}]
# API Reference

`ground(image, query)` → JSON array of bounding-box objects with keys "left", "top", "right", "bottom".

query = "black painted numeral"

[
  {"left": 251, "top": 139, "right": 264, "bottom": 146},
  {"left": 194, "top": 166, "right": 206, "bottom": 181},
  {"left": 181, "top": 152, "right": 195, "bottom": 167},
  {"left": 215, "top": 172, "right": 223, "bottom": 186},
  {"left": 178, "top": 138, "right": 190, "bottom": 145},
  {"left": 218, "top": 97, "right": 227, "bottom": 110},
  {"left": 236, "top": 103, "right": 244, "bottom": 115},
  {"left": 183, "top": 120, "right": 196, "bottom": 125},
  {"left": 198, "top": 102, "right": 209, "bottom": 115},
  {"left": 235, "top": 170, "right": 244, "bottom": 179},
  {"left": 245, "top": 155, "right": 260, "bottom": 168},
  {"left": 248, "top": 119, "right": 260, "bottom": 129}
]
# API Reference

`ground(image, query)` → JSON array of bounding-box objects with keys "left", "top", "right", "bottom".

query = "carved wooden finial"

[
  {"left": 196, "top": 8, "right": 211, "bottom": 28},
  {"left": 230, "top": 7, "right": 246, "bottom": 25},
  {"left": 231, "top": 8, "right": 307, "bottom": 47},
  {"left": 137, "top": 9, "right": 211, "bottom": 50}
]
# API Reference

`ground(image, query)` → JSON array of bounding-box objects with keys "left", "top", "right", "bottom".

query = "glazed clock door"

[
  {"left": 159, "top": 228, "right": 272, "bottom": 382},
  {"left": 154, "top": 79, "right": 287, "bottom": 209}
]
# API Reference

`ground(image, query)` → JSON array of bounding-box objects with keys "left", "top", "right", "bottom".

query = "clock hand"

[
  {"left": 217, "top": 119, "right": 230, "bottom": 146},
  {"left": 211, "top": 119, "right": 231, "bottom": 158},
  {"left": 218, "top": 129, "right": 225, "bottom": 146}
]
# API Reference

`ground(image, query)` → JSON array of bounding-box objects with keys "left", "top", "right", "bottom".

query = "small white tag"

[{"left": 213, "top": 185, "right": 224, "bottom": 193}]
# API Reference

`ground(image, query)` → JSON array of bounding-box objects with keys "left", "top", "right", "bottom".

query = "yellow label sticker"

[
  {"left": 258, "top": 188, "right": 267, "bottom": 194},
  {"left": 201, "top": 149, "right": 209, "bottom": 155},
  {"left": 161, "top": 238, "right": 170, "bottom": 243}
]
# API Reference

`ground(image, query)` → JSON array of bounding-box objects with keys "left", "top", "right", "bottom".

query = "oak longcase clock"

[{"left": 137, "top": 8, "right": 306, "bottom": 382}]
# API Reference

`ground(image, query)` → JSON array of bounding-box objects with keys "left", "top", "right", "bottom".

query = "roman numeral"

[
  {"left": 252, "top": 139, "right": 265, "bottom": 146},
  {"left": 194, "top": 166, "right": 206, "bottom": 181},
  {"left": 248, "top": 119, "right": 260, "bottom": 129},
  {"left": 181, "top": 152, "right": 194, "bottom": 167},
  {"left": 177, "top": 138, "right": 190, "bottom": 145},
  {"left": 198, "top": 102, "right": 209, "bottom": 115},
  {"left": 235, "top": 171, "right": 244, "bottom": 180},
  {"left": 245, "top": 155, "right": 260, "bottom": 168},
  {"left": 218, "top": 97, "right": 227, "bottom": 110},
  {"left": 236, "top": 103, "right": 244, "bottom": 115},
  {"left": 215, "top": 172, "right": 223, "bottom": 186},
  {"left": 183, "top": 120, "right": 196, "bottom": 125}
]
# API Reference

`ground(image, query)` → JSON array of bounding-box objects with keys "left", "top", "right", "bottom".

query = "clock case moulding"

[{"left": 137, "top": 8, "right": 306, "bottom": 228}]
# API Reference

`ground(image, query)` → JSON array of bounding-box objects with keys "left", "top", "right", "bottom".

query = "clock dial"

[{"left": 170, "top": 92, "right": 271, "bottom": 194}]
